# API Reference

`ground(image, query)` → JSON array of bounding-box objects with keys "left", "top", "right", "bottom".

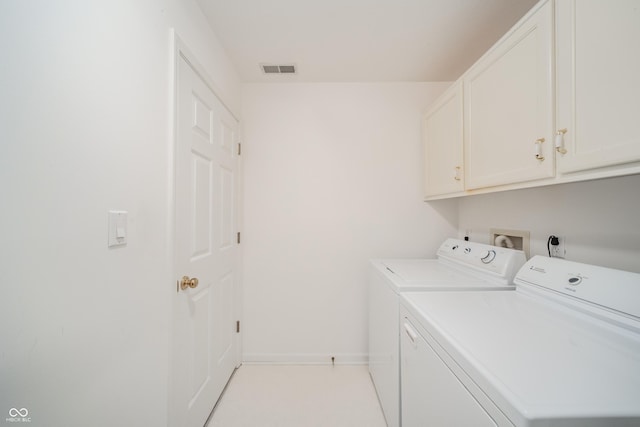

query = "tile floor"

[{"left": 206, "top": 364, "right": 387, "bottom": 427}]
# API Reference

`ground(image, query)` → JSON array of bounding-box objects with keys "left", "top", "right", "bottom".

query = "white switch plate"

[{"left": 108, "top": 211, "right": 128, "bottom": 247}]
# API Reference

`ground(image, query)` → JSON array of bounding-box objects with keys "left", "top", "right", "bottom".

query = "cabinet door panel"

[
  {"left": 423, "top": 82, "right": 464, "bottom": 197},
  {"left": 465, "top": 1, "right": 554, "bottom": 190},
  {"left": 556, "top": 0, "right": 640, "bottom": 174}
]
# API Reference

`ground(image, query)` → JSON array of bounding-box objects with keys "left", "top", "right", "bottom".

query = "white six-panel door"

[{"left": 171, "top": 51, "right": 239, "bottom": 427}]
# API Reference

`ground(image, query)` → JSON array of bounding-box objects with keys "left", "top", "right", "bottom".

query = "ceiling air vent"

[{"left": 260, "top": 64, "right": 297, "bottom": 74}]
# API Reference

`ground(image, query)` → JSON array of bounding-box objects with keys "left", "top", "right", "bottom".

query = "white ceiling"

[{"left": 196, "top": 0, "right": 539, "bottom": 82}]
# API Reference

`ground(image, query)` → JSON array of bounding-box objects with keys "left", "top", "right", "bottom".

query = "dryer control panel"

[{"left": 515, "top": 256, "right": 640, "bottom": 320}]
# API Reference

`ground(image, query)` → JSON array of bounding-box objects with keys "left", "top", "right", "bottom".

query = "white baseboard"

[{"left": 242, "top": 353, "right": 368, "bottom": 365}]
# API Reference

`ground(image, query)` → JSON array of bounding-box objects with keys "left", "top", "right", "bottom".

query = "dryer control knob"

[
  {"left": 568, "top": 276, "right": 582, "bottom": 285},
  {"left": 481, "top": 250, "right": 496, "bottom": 264}
]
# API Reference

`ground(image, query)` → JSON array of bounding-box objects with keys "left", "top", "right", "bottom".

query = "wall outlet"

[{"left": 550, "top": 236, "right": 566, "bottom": 258}]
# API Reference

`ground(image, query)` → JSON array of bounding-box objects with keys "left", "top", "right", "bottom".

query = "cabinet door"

[
  {"left": 423, "top": 82, "right": 464, "bottom": 198},
  {"left": 556, "top": 0, "right": 640, "bottom": 174},
  {"left": 464, "top": 0, "right": 554, "bottom": 190}
]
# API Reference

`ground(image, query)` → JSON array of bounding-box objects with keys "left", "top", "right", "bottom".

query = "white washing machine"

[
  {"left": 400, "top": 256, "right": 640, "bottom": 426},
  {"left": 368, "top": 238, "right": 526, "bottom": 427}
]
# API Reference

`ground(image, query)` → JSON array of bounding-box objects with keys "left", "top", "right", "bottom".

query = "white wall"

[
  {"left": 457, "top": 174, "right": 640, "bottom": 272},
  {"left": 241, "top": 82, "right": 458, "bottom": 364},
  {"left": 0, "top": 1, "right": 239, "bottom": 426}
]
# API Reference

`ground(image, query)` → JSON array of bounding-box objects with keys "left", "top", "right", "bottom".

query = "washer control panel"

[{"left": 437, "top": 239, "right": 526, "bottom": 282}]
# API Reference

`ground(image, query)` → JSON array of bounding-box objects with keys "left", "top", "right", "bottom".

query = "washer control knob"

[
  {"left": 452, "top": 245, "right": 459, "bottom": 251},
  {"left": 464, "top": 247, "right": 471, "bottom": 254},
  {"left": 481, "top": 250, "right": 496, "bottom": 264}
]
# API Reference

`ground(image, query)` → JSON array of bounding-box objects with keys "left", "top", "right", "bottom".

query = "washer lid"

[
  {"left": 377, "top": 259, "right": 512, "bottom": 292},
  {"left": 381, "top": 259, "right": 480, "bottom": 283},
  {"left": 401, "top": 291, "right": 640, "bottom": 425}
]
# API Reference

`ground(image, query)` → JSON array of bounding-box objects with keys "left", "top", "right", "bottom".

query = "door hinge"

[
  {"left": 237, "top": 143, "right": 241, "bottom": 156},
  {"left": 236, "top": 321, "right": 240, "bottom": 333},
  {"left": 237, "top": 232, "right": 241, "bottom": 244}
]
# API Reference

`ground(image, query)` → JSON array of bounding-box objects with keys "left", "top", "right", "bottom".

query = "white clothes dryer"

[
  {"left": 368, "top": 238, "right": 526, "bottom": 427},
  {"left": 400, "top": 256, "right": 640, "bottom": 426}
]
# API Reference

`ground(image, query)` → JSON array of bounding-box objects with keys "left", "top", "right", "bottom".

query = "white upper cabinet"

[
  {"left": 421, "top": 0, "right": 640, "bottom": 200},
  {"left": 555, "top": 0, "right": 640, "bottom": 175},
  {"left": 463, "top": 0, "right": 554, "bottom": 190},
  {"left": 423, "top": 82, "right": 464, "bottom": 198}
]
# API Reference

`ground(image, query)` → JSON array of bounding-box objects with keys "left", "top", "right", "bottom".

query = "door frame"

[{"left": 167, "top": 30, "right": 243, "bottom": 426}]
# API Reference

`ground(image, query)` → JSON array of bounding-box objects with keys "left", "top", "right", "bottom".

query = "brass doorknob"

[{"left": 179, "top": 276, "right": 199, "bottom": 290}]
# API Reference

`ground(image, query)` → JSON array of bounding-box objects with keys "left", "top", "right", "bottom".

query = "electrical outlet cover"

[{"left": 551, "top": 236, "right": 566, "bottom": 258}]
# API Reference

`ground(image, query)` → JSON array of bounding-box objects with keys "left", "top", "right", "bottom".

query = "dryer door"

[{"left": 400, "top": 316, "right": 496, "bottom": 427}]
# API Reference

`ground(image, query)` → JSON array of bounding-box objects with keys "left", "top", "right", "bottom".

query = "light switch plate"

[{"left": 108, "top": 210, "right": 128, "bottom": 247}]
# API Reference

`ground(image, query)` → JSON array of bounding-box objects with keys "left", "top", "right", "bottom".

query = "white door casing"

[{"left": 170, "top": 40, "right": 240, "bottom": 427}]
